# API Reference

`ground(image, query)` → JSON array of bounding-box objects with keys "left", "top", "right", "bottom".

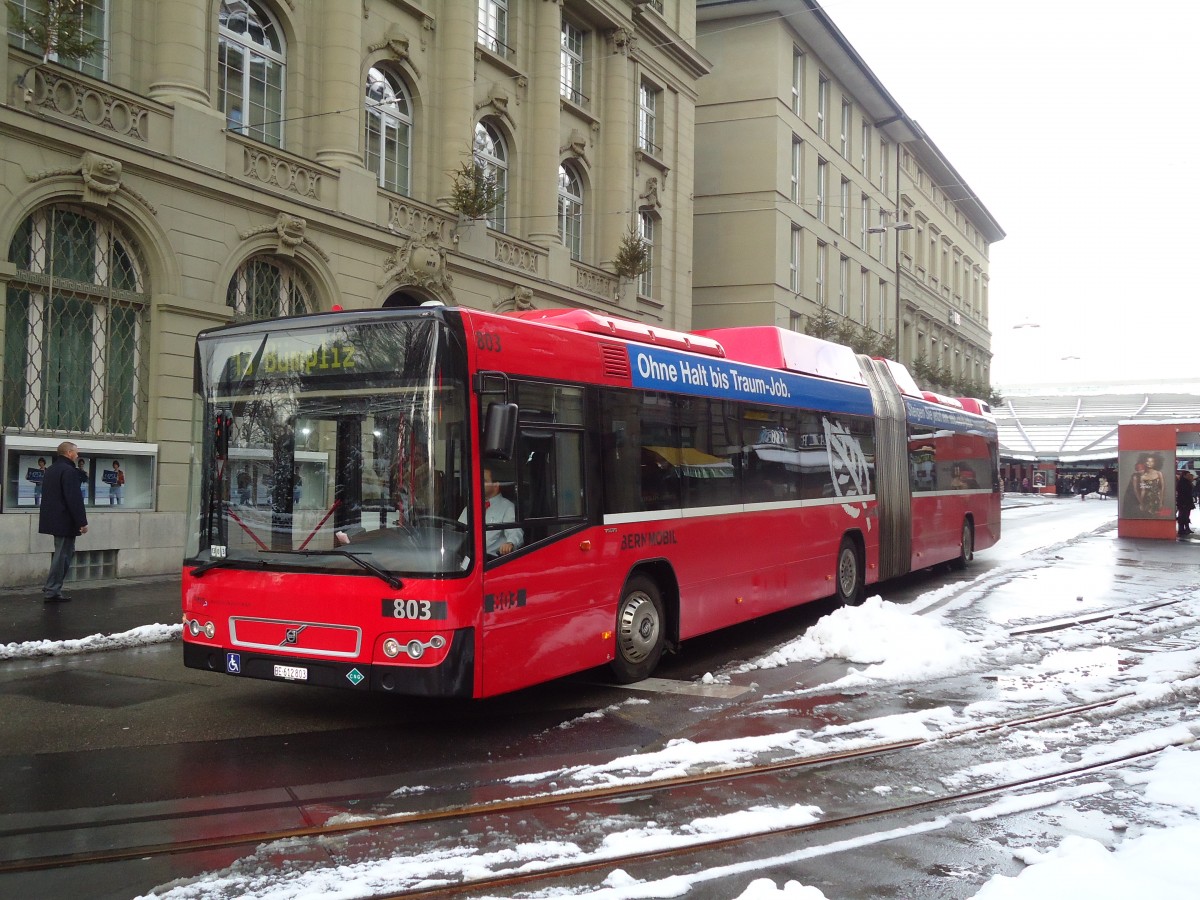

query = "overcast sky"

[{"left": 819, "top": 0, "right": 1200, "bottom": 388}]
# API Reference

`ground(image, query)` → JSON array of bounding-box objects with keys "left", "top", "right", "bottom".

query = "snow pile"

[
  {"left": 0, "top": 623, "right": 181, "bottom": 660},
  {"left": 749, "top": 595, "right": 987, "bottom": 685}
]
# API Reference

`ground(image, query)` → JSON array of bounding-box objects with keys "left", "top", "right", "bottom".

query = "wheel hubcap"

[
  {"left": 618, "top": 592, "right": 659, "bottom": 663},
  {"left": 839, "top": 549, "right": 857, "bottom": 597}
]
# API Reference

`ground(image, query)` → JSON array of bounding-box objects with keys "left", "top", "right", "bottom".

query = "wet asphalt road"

[{"left": 3, "top": 498, "right": 1177, "bottom": 898}]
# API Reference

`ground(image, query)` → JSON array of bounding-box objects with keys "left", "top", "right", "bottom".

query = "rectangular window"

[
  {"left": 839, "top": 178, "right": 849, "bottom": 237},
  {"left": 817, "top": 74, "right": 829, "bottom": 141},
  {"left": 560, "top": 19, "right": 586, "bottom": 106},
  {"left": 879, "top": 138, "right": 889, "bottom": 192},
  {"left": 816, "top": 241, "right": 827, "bottom": 305},
  {"left": 638, "top": 212, "right": 656, "bottom": 298},
  {"left": 816, "top": 158, "right": 827, "bottom": 223},
  {"left": 8, "top": 0, "right": 106, "bottom": 79},
  {"left": 838, "top": 256, "right": 849, "bottom": 316},
  {"left": 861, "top": 122, "right": 870, "bottom": 175},
  {"left": 792, "top": 48, "right": 804, "bottom": 116},
  {"left": 878, "top": 212, "right": 888, "bottom": 265},
  {"left": 477, "top": 0, "right": 510, "bottom": 57},
  {"left": 860, "top": 267, "right": 869, "bottom": 324},
  {"left": 840, "top": 99, "right": 851, "bottom": 158},
  {"left": 879, "top": 279, "right": 887, "bottom": 332},
  {"left": 860, "top": 195, "right": 869, "bottom": 250},
  {"left": 790, "top": 137, "right": 802, "bottom": 204},
  {"left": 789, "top": 225, "right": 801, "bottom": 292},
  {"left": 638, "top": 80, "right": 660, "bottom": 155}
]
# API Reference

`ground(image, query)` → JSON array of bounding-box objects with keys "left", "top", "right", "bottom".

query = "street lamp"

[{"left": 867, "top": 221, "right": 913, "bottom": 363}]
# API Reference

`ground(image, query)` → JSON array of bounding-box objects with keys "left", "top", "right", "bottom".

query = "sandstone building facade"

[
  {"left": 0, "top": 0, "right": 707, "bottom": 586},
  {"left": 693, "top": 0, "right": 1004, "bottom": 390}
]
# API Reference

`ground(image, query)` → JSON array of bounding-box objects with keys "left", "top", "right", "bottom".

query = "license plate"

[{"left": 273, "top": 664, "right": 308, "bottom": 681}]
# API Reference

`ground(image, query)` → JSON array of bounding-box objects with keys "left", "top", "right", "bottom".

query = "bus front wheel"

[
  {"left": 836, "top": 537, "right": 865, "bottom": 606},
  {"left": 610, "top": 576, "right": 665, "bottom": 684}
]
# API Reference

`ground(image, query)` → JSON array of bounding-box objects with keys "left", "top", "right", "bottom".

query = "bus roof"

[
  {"left": 693, "top": 326, "right": 866, "bottom": 386},
  {"left": 506, "top": 308, "right": 726, "bottom": 358}
]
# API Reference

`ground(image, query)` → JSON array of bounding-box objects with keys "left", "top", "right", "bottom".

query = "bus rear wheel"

[
  {"left": 836, "top": 537, "right": 865, "bottom": 606},
  {"left": 610, "top": 576, "right": 665, "bottom": 684},
  {"left": 953, "top": 520, "right": 974, "bottom": 570}
]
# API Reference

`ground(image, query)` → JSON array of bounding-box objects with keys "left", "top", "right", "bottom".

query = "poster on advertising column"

[{"left": 1118, "top": 450, "right": 1175, "bottom": 519}]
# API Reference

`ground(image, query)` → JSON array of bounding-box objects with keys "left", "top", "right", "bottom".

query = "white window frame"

[
  {"left": 791, "top": 48, "right": 804, "bottom": 116},
  {"left": 817, "top": 73, "right": 829, "bottom": 141},
  {"left": 839, "top": 177, "right": 849, "bottom": 237},
  {"left": 365, "top": 67, "right": 413, "bottom": 195},
  {"left": 790, "top": 137, "right": 802, "bottom": 204},
  {"left": 860, "top": 267, "right": 869, "bottom": 324},
  {"left": 637, "top": 211, "right": 657, "bottom": 298},
  {"left": 8, "top": 0, "right": 107, "bottom": 79},
  {"left": 838, "top": 255, "right": 849, "bottom": 316},
  {"left": 473, "top": 120, "right": 508, "bottom": 232},
  {"left": 840, "top": 99, "right": 851, "bottom": 158},
  {"left": 558, "top": 164, "right": 584, "bottom": 261},
  {"left": 560, "top": 18, "right": 586, "bottom": 106},
  {"left": 816, "top": 241, "right": 827, "bottom": 306},
  {"left": 816, "top": 158, "right": 827, "bottom": 224},
  {"left": 639, "top": 80, "right": 661, "bottom": 155},
  {"left": 477, "top": 0, "right": 510, "bottom": 57},
  {"left": 789, "top": 225, "right": 801, "bottom": 292},
  {"left": 217, "top": 0, "right": 286, "bottom": 148}
]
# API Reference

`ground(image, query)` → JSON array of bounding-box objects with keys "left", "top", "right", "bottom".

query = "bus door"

[{"left": 477, "top": 383, "right": 605, "bottom": 696}]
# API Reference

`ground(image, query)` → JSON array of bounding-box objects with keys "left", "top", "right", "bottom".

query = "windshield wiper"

[
  {"left": 262, "top": 548, "right": 403, "bottom": 589},
  {"left": 191, "top": 557, "right": 241, "bottom": 579}
]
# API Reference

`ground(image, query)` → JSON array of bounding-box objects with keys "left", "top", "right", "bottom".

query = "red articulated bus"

[{"left": 182, "top": 305, "right": 999, "bottom": 697}]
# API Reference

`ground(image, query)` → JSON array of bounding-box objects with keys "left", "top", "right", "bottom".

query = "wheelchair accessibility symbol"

[{"left": 226, "top": 652, "right": 242, "bottom": 674}]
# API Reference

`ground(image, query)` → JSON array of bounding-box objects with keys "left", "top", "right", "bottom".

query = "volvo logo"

[{"left": 281, "top": 624, "right": 308, "bottom": 647}]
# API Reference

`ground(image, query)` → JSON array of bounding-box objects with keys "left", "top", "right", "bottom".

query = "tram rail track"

[
  {"left": 365, "top": 742, "right": 1181, "bottom": 900},
  {"left": 0, "top": 692, "right": 1158, "bottom": 877}
]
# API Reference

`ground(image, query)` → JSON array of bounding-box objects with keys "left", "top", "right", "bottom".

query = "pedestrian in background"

[
  {"left": 38, "top": 441, "right": 89, "bottom": 602},
  {"left": 1177, "top": 470, "right": 1195, "bottom": 537}
]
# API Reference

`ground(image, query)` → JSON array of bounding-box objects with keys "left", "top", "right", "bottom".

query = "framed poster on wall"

[{"left": 2, "top": 436, "right": 157, "bottom": 512}]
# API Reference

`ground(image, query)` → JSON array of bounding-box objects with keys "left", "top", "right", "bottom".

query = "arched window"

[
  {"left": 637, "top": 211, "right": 657, "bottom": 298},
  {"left": 365, "top": 67, "right": 412, "bottom": 195},
  {"left": 226, "top": 257, "right": 313, "bottom": 320},
  {"left": 218, "top": 0, "right": 285, "bottom": 148},
  {"left": 558, "top": 164, "right": 583, "bottom": 261},
  {"left": 473, "top": 121, "right": 508, "bottom": 232},
  {"left": 4, "top": 205, "right": 149, "bottom": 436},
  {"left": 7, "top": 0, "right": 107, "bottom": 79}
]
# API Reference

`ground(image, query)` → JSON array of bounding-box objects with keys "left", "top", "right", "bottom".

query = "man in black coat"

[{"left": 38, "top": 441, "right": 89, "bottom": 602}]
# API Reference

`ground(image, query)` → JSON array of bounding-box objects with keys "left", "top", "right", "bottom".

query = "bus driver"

[{"left": 461, "top": 467, "right": 523, "bottom": 556}]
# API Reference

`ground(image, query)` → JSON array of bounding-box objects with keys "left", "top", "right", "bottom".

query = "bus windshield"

[{"left": 185, "top": 315, "right": 471, "bottom": 579}]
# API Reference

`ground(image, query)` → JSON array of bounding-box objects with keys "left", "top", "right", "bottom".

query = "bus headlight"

[
  {"left": 204, "top": 622, "right": 216, "bottom": 639},
  {"left": 382, "top": 638, "right": 402, "bottom": 658}
]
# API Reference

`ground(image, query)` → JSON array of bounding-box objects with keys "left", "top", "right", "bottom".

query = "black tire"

[
  {"left": 952, "top": 519, "right": 974, "bottom": 570},
  {"left": 609, "top": 576, "right": 665, "bottom": 683},
  {"left": 835, "top": 537, "right": 865, "bottom": 606}
]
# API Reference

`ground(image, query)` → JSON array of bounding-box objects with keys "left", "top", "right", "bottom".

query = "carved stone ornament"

[
  {"left": 368, "top": 28, "right": 421, "bottom": 77},
  {"left": 561, "top": 129, "right": 589, "bottom": 165},
  {"left": 239, "top": 213, "right": 328, "bottom": 260},
  {"left": 494, "top": 284, "right": 535, "bottom": 313},
  {"left": 639, "top": 176, "right": 663, "bottom": 210},
  {"left": 609, "top": 27, "right": 636, "bottom": 55},
  {"left": 475, "top": 84, "right": 515, "bottom": 128},
  {"left": 80, "top": 152, "right": 122, "bottom": 205},
  {"left": 387, "top": 228, "right": 453, "bottom": 298},
  {"left": 28, "top": 151, "right": 156, "bottom": 213}
]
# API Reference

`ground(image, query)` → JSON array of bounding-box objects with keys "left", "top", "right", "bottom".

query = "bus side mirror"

[{"left": 483, "top": 402, "right": 518, "bottom": 461}]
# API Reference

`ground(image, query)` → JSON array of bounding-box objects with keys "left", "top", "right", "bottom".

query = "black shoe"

[{"left": 43, "top": 594, "right": 72, "bottom": 602}]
